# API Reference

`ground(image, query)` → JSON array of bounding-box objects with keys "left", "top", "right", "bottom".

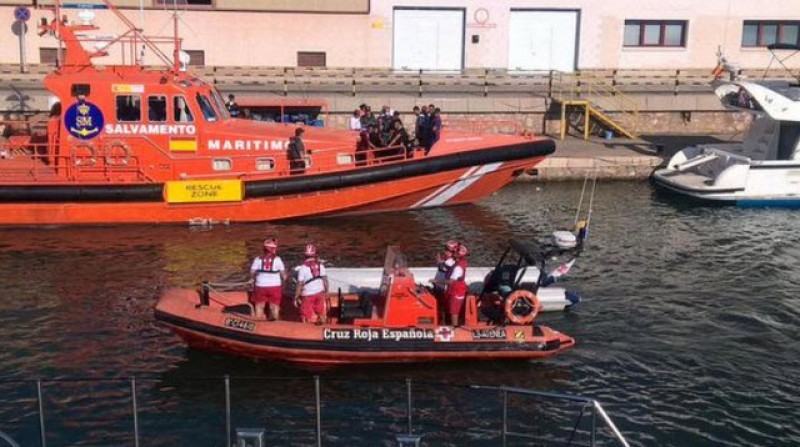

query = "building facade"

[{"left": 1, "top": 0, "right": 799, "bottom": 71}]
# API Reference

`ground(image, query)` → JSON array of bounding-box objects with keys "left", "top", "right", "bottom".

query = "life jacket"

[
  {"left": 256, "top": 255, "right": 281, "bottom": 275},
  {"left": 446, "top": 259, "right": 468, "bottom": 297},
  {"left": 302, "top": 258, "right": 324, "bottom": 288},
  {"left": 437, "top": 255, "right": 454, "bottom": 275}
]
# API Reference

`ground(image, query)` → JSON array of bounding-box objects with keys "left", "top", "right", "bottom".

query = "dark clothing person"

[
  {"left": 288, "top": 130, "right": 307, "bottom": 175},
  {"left": 429, "top": 110, "right": 442, "bottom": 153},
  {"left": 415, "top": 112, "right": 428, "bottom": 147},
  {"left": 226, "top": 95, "right": 240, "bottom": 118},
  {"left": 388, "top": 123, "right": 412, "bottom": 159},
  {"left": 366, "top": 125, "right": 387, "bottom": 159},
  {"left": 356, "top": 129, "right": 370, "bottom": 167}
]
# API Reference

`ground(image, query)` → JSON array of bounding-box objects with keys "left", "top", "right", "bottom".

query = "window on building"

[
  {"left": 624, "top": 20, "right": 687, "bottom": 47},
  {"left": 116, "top": 95, "right": 141, "bottom": 122},
  {"left": 184, "top": 50, "right": 206, "bottom": 67},
  {"left": 148, "top": 95, "right": 167, "bottom": 122},
  {"left": 742, "top": 21, "right": 800, "bottom": 47},
  {"left": 297, "top": 51, "right": 327, "bottom": 67},
  {"left": 154, "top": 0, "right": 213, "bottom": 7},
  {"left": 40, "top": 48, "right": 68, "bottom": 65},
  {"left": 174, "top": 96, "right": 194, "bottom": 122}
]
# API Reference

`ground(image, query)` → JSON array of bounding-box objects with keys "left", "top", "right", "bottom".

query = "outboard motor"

[{"left": 565, "top": 290, "right": 581, "bottom": 309}]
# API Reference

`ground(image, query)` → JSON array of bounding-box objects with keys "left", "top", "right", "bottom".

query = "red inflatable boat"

[{"left": 155, "top": 247, "right": 575, "bottom": 365}]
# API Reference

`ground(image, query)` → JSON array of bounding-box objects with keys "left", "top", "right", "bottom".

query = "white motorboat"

[
  {"left": 652, "top": 44, "right": 800, "bottom": 206},
  {"left": 327, "top": 237, "right": 582, "bottom": 313}
]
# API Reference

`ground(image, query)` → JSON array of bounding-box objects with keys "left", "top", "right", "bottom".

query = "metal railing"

[
  {"left": 472, "top": 385, "right": 631, "bottom": 447},
  {"left": 552, "top": 71, "right": 641, "bottom": 139},
  {"left": 1, "top": 124, "right": 423, "bottom": 184},
  {"left": 0, "top": 376, "right": 632, "bottom": 447},
  {"left": 0, "top": 65, "right": 735, "bottom": 98}
]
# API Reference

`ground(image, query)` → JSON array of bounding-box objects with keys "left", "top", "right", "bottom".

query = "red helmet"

[
  {"left": 263, "top": 238, "right": 277, "bottom": 252},
  {"left": 457, "top": 244, "right": 468, "bottom": 257},
  {"left": 304, "top": 244, "right": 317, "bottom": 257},
  {"left": 445, "top": 240, "right": 459, "bottom": 252}
]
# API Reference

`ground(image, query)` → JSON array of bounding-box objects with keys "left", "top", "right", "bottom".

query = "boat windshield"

[
  {"left": 211, "top": 88, "right": 231, "bottom": 120},
  {"left": 382, "top": 246, "right": 410, "bottom": 276},
  {"left": 196, "top": 93, "right": 218, "bottom": 122}
]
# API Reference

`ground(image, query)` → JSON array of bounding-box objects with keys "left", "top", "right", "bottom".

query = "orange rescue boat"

[
  {"left": 155, "top": 247, "right": 575, "bottom": 365},
  {"left": 0, "top": 1, "right": 554, "bottom": 226}
]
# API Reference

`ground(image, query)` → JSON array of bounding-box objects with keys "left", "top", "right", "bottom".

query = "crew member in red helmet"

[
  {"left": 444, "top": 244, "right": 469, "bottom": 327},
  {"left": 294, "top": 244, "right": 329, "bottom": 324},
  {"left": 250, "top": 238, "right": 287, "bottom": 320},
  {"left": 433, "top": 240, "right": 459, "bottom": 321}
]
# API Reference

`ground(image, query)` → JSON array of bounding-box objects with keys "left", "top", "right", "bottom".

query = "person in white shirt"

[
  {"left": 444, "top": 244, "right": 469, "bottom": 327},
  {"left": 348, "top": 109, "right": 362, "bottom": 131},
  {"left": 432, "top": 240, "right": 458, "bottom": 321},
  {"left": 249, "top": 238, "right": 287, "bottom": 320},
  {"left": 294, "top": 244, "right": 329, "bottom": 324}
]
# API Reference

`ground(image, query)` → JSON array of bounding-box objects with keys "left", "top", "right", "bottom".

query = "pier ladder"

[{"left": 552, "top": 71, "right": 639, "bottom": 140}]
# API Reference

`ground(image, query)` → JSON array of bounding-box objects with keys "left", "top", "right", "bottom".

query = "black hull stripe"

[
  {"left": 0, "top": 140, "right": 553, "bottom": 203},
  {"left": 155, "top": 311, "right": 562, "bottom": 354},
  {"left": 244, "top": 140, "right": 554, "bottom": 198}
]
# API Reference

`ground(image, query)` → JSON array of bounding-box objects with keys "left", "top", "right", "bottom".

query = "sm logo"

[{"left": 65, "top": 100, "right": 105, "bottom": 140}]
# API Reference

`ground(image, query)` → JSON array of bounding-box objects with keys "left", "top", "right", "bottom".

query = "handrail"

[
  {"left": 472, "top": 385, "right": 631, "bottom": 447},
  {"left": 0, "top": 376, "right": 633, "bottom": 447},
  {"left": 0, "top": 431, "right": 20, "bottom": 447}
]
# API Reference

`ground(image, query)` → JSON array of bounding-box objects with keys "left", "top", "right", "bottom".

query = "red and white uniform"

[
  {"left": 446, "top": 259, "right": 468, "bottom": 315},
  {"left": 250, "top": 255, "right": 285, "bottom": 305},
  {"left": 295, "top": 259, "right": 327, "bottom": 320}
]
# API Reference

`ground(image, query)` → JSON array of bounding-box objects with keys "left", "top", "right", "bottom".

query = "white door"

[
  {"left": 393, "top": 9, "right": 464, "bottom": 71},
  {"left": 509, "top": 10, "right": 578, "bottom": 72}
]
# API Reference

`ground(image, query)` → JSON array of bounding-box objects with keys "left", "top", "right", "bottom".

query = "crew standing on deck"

[
  {"left": 288, "top": 127, "right": 307, "bottom": 175},
  {"left": 250, "top": 238, "right": 287, "bottom": 321},
  {"left": 433, "top": 240, "right": 458, "bottom": 321},
  {"left": 444, "top": 244, "right": 469, "bottom": 327},
  {"left": 226, "top": 94, "right": 240, "bottom": 118},
  {"left": 294, "top": 244, "right": 329, "bottom": 324}
]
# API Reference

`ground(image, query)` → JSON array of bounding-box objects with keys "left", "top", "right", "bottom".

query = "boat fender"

[
  {"left": 72, "top": 143, "right": 97, "bottom": 166},
  {"left": 104, "top": 140, "right": 132, "bottom": 166},
  {"left": 504, "top": 290, "right": 540, "bottom": 325}
]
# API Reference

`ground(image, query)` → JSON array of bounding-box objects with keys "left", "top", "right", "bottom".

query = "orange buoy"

[{"left": 504, "top": 290, "right": 540, "bottom": 325}]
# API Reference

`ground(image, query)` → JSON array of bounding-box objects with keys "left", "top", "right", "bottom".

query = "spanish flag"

[{"left": 169, "top": 137, "right": 197, "bottom": 152}]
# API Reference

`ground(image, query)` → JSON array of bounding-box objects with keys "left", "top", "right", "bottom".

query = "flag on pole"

[{"left": 549, "top": 258, "right": 576, "bottom": 279}]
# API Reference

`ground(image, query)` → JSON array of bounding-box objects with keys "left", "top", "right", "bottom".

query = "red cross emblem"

[{"left": 435, "top": 326, "right": 453, "bottom": 342}]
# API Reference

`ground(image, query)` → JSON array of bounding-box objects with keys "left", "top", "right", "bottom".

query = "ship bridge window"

[
  {"left": 211, "top": 89, "right": 230, "bottom": 120},
  {"left": 116, "top": 95, "right": 141, "bottom": 122},
  {"left": 196, "top": 93, "right": 218, "bottom": 122},
  {"left": 174, "top": 96, "right": 194, "bottom": 122},
  {"left": 148, "top": 95, "right": 167, "bottom": 122}
]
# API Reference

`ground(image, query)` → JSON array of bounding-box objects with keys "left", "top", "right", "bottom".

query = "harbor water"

[{"left": 0, "top": 181, "right": 798, "bottom": 446}]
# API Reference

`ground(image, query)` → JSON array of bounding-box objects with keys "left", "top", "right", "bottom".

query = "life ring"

[
  {"left": 504, "top": 290, "right": 540, "bottom": 325},
  {"left": 71, "top": 143, "right": 96, "bottom": 166},
  {"left": 103, "top": 140, "right": 131, "bottom": 166}
]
